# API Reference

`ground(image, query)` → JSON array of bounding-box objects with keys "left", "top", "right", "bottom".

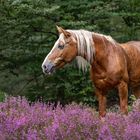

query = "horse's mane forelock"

[{"left": 67, "top": 30, "right": 95, "bottom": 72}]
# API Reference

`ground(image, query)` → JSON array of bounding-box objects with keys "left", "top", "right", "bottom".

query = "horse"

[{"left": 42, "top": 26, "right": 140, "bottom": 118}]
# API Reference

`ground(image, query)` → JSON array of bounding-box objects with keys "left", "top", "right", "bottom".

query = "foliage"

[
  {"left": 0, "top": 91, "right": 6, "bottom": 102},
  {"left": 0, "top": 96, "right": 140, "bottom": 140},
  {"left": 0, "top": 0, "right": 140, "bottom": 105}
]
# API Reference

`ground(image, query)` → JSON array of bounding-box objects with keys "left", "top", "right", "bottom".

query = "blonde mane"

[
  {"left": 66, "top": 30, "right": 116, "bottom": 72},
  {"left": 67, "top": 30, "right": 95, "bottom": 71}
]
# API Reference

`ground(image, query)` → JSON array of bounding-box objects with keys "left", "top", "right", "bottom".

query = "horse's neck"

[
  {"left": 76, "top": 32, "right": 109, "bottom": 64},
  {"left": 92, "top": 33, "right": 116, "bottom": 65},
  {"left": 76, "top": 31, "right": 117, "bottom": 68}
]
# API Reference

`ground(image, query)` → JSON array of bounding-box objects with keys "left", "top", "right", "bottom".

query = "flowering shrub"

[{"left": 0, "top": 97, "right": 140, "bottom": 140}]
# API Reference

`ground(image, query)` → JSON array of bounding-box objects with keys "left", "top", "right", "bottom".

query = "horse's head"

[{"left": 42, "top": 26, "right": 78, "bottom": 74}]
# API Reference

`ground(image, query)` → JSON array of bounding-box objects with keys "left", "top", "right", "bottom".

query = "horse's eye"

[{"left": 58, "top": 45, "right": 64, "bottom": 49}]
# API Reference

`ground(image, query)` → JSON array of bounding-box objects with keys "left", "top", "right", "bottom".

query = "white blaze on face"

[{"left": 42, "top": 34, "right": 65, "bottom": 69}]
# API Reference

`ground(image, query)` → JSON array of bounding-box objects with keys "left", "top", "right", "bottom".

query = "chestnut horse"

[{"left": 42, "top": 26, "right": 140, "bottom": 118}]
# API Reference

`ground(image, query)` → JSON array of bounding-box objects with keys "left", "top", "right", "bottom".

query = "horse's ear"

[
  {"left": 56, "top": 25, "right": 62, "bottom": 34},
  {"left": 56, "top": 25, "right": 71, "bottom": 38}
]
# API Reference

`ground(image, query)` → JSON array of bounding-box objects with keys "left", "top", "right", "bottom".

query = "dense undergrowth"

[{"left": 0, "top": 96, "right": 140, "bottom": 140}]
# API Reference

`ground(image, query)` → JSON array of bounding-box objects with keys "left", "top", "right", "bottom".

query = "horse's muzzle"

[{"left": 42, "top": 60, "right": 55, "bottom": 74}]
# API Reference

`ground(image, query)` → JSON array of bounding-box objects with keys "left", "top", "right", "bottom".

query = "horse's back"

[{"left": 121, "top": 41, "right": 140, "bottom": 87}]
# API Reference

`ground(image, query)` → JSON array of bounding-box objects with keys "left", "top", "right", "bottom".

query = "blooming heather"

[{"left": 0, "top": 97, "right": 140, "bottom": 140}]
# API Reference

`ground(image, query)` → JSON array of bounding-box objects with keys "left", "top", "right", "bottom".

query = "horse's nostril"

[{"left": 43, "top": 65, "right": 46, "bottom": 69}]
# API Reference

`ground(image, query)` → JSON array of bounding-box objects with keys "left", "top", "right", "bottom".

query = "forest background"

[{"left": 0, "top": 0, "right": 140, "bottom": 107}]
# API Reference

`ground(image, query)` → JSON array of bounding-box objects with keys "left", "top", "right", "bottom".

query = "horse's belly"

[
  {"left": 129, "top": 58, "right": 140, "bottom": 80},
  {"left": 129, "top": 68, "right": 140, "bottom": 87},
  {"left": 121, "top": 41, "right": 140, "bottom": 87}
]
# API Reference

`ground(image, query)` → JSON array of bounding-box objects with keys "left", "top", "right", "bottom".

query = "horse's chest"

[{"left": 90, "top": 68, "right": 118, "bottom": 89}]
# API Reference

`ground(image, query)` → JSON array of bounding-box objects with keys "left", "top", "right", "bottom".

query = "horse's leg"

[
  {"left": 96, "top": 88, "right": 107, "bottom": 118},
  {"left": 118, "top": 81, "right": 128, "bottom": 114},
  {"left": 133, "top": 87, "right": 140, "bottom": 99}
]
